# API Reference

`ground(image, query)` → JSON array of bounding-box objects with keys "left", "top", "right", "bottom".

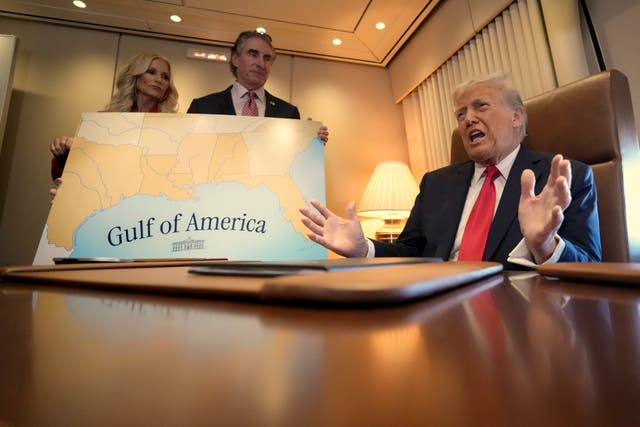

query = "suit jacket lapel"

[
  {"left": 264, "top": 90, "right": 278, "bottom": 117},
  {"left": 221, "top": 86, "right": 237, "bottom": 115},
  {"left": 435, "top": 161, "right": 474, "bottom": 258},
  {"left": 484, "top": 145, "right": 544, "bottom": 259}
]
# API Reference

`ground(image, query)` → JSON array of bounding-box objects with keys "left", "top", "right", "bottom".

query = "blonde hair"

[
  {"left": 453, "top": 72, "right": 528, "bottom": 142},
  {"left": 104, "top": 53, "right": 179, "bottom": 113}
]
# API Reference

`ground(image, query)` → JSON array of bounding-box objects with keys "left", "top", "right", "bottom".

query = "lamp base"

[
  {"left": 375, "top": 230, "right": 402, "bottom": 243},
  {"left": 375, "top": 218, "right": 405, "bottom": 244}
]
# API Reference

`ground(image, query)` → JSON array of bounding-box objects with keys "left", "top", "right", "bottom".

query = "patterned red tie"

[
  {"left": 242, "top": 90, "right": 258, "bottom": 116},
  {"left": 458, "top": 165, "right": 500, "bottom": 261}
]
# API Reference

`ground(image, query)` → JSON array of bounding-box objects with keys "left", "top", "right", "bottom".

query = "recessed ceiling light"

[
  {"left": 170, "top": 15, "right": 182, "bottom": 23},
  {"left": 375, "top": 22, "right": 386, "bottom": 30},
  {"left": 73, "top": 0, "right": 86, "bottom": 8},
  {"left": 332, "top": 38, "right": 342, "bottom": 46},
  {"left": 256, "top": 27, "right": 267, "bottom": 34}
]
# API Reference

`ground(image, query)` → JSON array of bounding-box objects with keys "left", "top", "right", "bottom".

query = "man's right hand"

[
  {"left": 50, "top": 136, "right": 74, "bottom": 156},
  {"left": 299, "top": 199, "right": 369, "bottom": 258}
]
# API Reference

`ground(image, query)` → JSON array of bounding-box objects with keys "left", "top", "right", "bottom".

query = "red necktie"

[
  {"left": 458, "top": 165, "right": 500, "bottom": 261},
  {"left": 242, "top": 90, "right": 258, "bottom": 116}
]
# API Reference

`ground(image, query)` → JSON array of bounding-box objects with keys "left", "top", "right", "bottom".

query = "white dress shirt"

[
  {"left": 231, "top": 81, "right": 266, "bottom": 117},
  {"left": 449, "top": 145, "right": 521, "bottom": 260}
]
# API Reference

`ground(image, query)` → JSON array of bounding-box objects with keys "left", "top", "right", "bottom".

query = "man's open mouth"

[{"left": 469, "top": 129, "right": 485, "bottom": 143}]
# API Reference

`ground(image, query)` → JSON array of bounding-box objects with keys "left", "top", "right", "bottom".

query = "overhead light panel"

[
  {"left": 375, "top": 22, "right": 386, "bottom": 30},
  {"left": 256, "top": 27, "right": 267, "bottom": 34},
  {"left": 170, "top": 15, "right": 182, "bottom": 23},
  {"left": 73, "top": 0, "right": 86, "bottom": 8},
  {"left": 186, "top": 48, "right": 228, "bottom": 62},
  {"left": 332, "top": 38, "right": 342, "bottom": 46}
]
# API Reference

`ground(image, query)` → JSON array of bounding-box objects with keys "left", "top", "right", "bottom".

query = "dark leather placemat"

[
  {"left": 538, "top": 262, "right": 640, "bottom": 285},
  {"left": 2, "top": 261, "right": 502, "bottom": 305}
]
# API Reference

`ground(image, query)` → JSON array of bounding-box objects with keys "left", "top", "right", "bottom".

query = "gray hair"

[
  {"left": 229, "top": 31, "right": 276, "bottom": 77},
  {"left": 452, "top": 72, "right": 528, "bottom": 142}
]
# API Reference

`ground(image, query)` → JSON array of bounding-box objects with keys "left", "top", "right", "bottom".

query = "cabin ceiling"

[{"left": 1, "top": 0, "right": 443, "bottom": 66}]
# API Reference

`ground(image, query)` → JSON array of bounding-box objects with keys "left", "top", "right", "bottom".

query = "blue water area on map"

[
  {"left": 290, "top": 138, "right": 326, "bottom": 205},
  {"left": 71, "top": 181, "right": 327, "bottom": 260}
]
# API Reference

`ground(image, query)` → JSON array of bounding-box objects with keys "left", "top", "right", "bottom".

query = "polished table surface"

[{"left": 1, "top": 271, "right": 639, "bottom": 426}]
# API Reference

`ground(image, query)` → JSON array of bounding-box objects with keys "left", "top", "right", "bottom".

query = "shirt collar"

[
  {"left": 471, "top": 144, "right": 521, "bottom": 183},
  {"left": 232, "top": 81, "right": 265, "bottom": 103}
]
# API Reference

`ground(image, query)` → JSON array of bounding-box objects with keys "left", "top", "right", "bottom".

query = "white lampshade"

[{"left": 358, "top": 161, "right": 419, "bottom": 219}]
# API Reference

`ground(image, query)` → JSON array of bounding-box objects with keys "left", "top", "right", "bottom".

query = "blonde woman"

[{"left": 49, "top": 53, "right": 179, "bottom": 186}]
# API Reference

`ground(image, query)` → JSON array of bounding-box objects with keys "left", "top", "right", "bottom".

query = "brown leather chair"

[{"left": 451, "top": 70, "right": 640, "bottom": 262}]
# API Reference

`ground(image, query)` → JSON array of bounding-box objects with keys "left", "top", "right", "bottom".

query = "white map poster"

[{"left": 33, "top": 112, "right": 327, "bottom": 264}]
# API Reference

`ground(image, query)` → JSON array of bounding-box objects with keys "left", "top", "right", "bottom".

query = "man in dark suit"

[
  {"left": 188, "top": 31, "right": 328, "bottom": 140},
  {"left": 299, "top": 74, "right": 601, "bottom": 269},
  {"left": 188, "top": 85, "right": 300, "bottom": 119}
]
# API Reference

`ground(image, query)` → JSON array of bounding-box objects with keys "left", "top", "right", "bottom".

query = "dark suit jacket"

[
  {"left": 373, "top": 146, "right": 602, "bottom": 269},
  {"left": 187, "top": 85, "right": 301, "bottom": 119}
]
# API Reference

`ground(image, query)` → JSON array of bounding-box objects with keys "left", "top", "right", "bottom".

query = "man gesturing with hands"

[{"left": 300, "top": 74, "right": 601, "bottom": 269}]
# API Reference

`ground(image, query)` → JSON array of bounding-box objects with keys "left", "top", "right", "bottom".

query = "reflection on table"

[{"left": 1, "top": 271, "right": 639, "bottom": 426}]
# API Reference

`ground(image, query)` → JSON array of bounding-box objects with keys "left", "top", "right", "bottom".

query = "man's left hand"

[
  {"left": 519, "top": 154, "right": 572, "bottom": 263},
  {"left": 317, "top": 125, "right": 329, "bottom": 143},
  {"left": 307, "top": 118, "right": 329, "bottom": 144}
]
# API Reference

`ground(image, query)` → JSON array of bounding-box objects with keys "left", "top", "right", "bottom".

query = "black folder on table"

[{"left": 189, "top": 257, "right": 442, "bottom": 277}]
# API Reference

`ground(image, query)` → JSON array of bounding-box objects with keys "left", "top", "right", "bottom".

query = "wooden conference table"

[{"left": 1, "top": 265, "right": 639, "bottom": 426}]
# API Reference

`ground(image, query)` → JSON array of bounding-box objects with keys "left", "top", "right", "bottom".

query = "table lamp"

[{"left": 358, "top": 161, "right": 419, "bottom": 243}]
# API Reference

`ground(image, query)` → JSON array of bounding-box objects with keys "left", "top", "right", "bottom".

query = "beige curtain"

[{"left": 402, "top": 0, "right": 557, "bottom": 175}]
